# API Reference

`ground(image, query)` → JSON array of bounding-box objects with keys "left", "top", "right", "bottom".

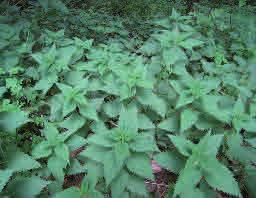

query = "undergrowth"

[{"left": 0, "top": 0, "right": 256, "bottom": 198}]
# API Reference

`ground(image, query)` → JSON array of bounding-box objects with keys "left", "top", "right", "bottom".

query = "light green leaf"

[
  {"left": 119, "top": 106, "right": 138, "bottom": 133},
  {"left": 0, "top": 169, "right": 13, "bottom": 192},
  {"left": 179, "top": 39, "right": 204, "bottom": 50},
  {"left": 103, "top": 99, "right": 122, "bottom": 118},
  {"left": 43, "top": 124, "right": 59, "bottom": 143},
  {"left": 111, "top": 170, "right": 129, "bottom": 198},
  {"left": 130, "top": 133, "right": 159, "bottom": 152},
  {"left": 0, "top": 111, "right": 29, "bottom": 133},
  {"left": 47, "top": 156, "right": 66, "bottom": 182},
  {"left": 158, "top": 115, "right": 179, "bottom": 132},
  {"left": 7, "top": 150, "right": 41, "bottom": 172},
  {"left": 163, "top": 47, "right": 187, "bottom": 65},
  {"left": 138, "top": 114, "right": 155, "bottom": 129},
  {"left": 168, "top": 135, "right": 194, "bottom": 157},
  {"left": 154, "top": 151, "right": 185, "bottom": 174},
  {"left": 7, "top": 176, "right": 50, "bottom": 198},
  {"left": 53, "top": 187, "right": 80, "bottom": 198},
  {"left": 54, "top": 143, "right": 69, "bottom": 163},
  {"left": 127, "top": 153, "right": 154, "bottom": 180},
  {"left": 137, "top": 89, "right": 167, "bottom": 117},
  {"left": 59, "top": 113, "right": 85, "bottom": 133},
  {"left": 79, "top": 105, "right": 99, "bottom": 121},
  {"left": 202, "top": 157, "right": 242, "bottom": 198},
  {"left": 180, "top": 108, "right": 199, "bottom": 132},
  {"left": 126, "top": 175, "right": 148, "bottom": 196},
  {"left": 32, "top": 141, "right": 52, "bottom": 159}
]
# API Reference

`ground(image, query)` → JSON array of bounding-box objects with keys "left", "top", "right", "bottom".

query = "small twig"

[
  {"left": 144, "top": 181, "right": 169, "bottom": 187},
  {"left": 109, "top": 120, "right": 118, "bottom": 127}
]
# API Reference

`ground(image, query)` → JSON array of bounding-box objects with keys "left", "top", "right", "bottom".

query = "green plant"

[{"left": 1, "top": 1, "right": 256, "bottom": 198}]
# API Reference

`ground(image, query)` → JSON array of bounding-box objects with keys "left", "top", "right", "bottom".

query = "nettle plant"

[{"left": 1, "top": 2, "right": 256, "bottom": 198}]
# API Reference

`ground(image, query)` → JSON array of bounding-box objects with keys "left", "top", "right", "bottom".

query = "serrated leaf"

[
  {"left": 0, "top": 111, "right": 29, "bottom": 133},
  {"left": 103, "top": 151, "right": 123, "bottom": 186},
  {"left": 126, "top": 153, "right": 154, "bottom": 180},
  {"left": 179, "top": 39, "right": 204, "bottom": 50},
  {"left": 79, "top": 105, "right": 99, "bottom": 121},
  {"left": 66, "top": 135, "right": 86, "bottom": 151},
  {"left": 111, "top": 170, "right": 129, "bottom": 198},
  {"left": 59, "top": 113, "right": 85, "bottom": 133},
  {"left": 138, "top": 114, "right": 155, "bottom": 129},
  {"left": 137, "top": 89, "right": 167, "bottom": 117},
  {"left": 168, "top": 135, "right": 194, "bottom": 157},
  {"left": 87, "top": 133, "right": 114, "bottom": 148},
  {"left": 7, "top": 176, "right": 50, "bottom": 198},
  {"left": 197, "top": 133, "right": 223, "bottom": 156},
  {"left": 174, "top": 157, "right": 202, "bottom": 197},
  {"left": 119, "top": 106, "right": 138, "bottom": 133},
  {"left": 126, "top": 175, "right": 148, "bottom": 196},
  {"left": 54, "top": 143, "right": 69, "bottom": 163},
  {"left": 180, "top": 108, "right": 199, "bottom": 132},
  {"left": 154, "top": 151, "right": 185, "bottom": 174},
  {"left": 103, "top": 99, "right": 122, "bottom": 118},
  {"left": 130, "top": 133, "right": 159, "bottom": 152},
  {"left": 43, "top": 124, "right": 59, "bottom": 143},
  {"left": 79, "top": 145, "right": 109, "bottom": 163},
  {"left": 163, "top": 47, "right": 187, "bottom": 65},
  {"left": 32, "top": 141, "right": 52, "bottom": 159},
  {"left": 0, "top": 169, "right": 13, "bottom": 192},
  {"left": 158, "top": 115, "right": 179, "bottom": 132},
  {"left": 114, "top": 143, "right": 130, "bottom": 167},
  {"left": 7, "top": 150, "right": 41, "bottom": 172},
  {"left": 202, "top": 157, "right": 242, "bottom": 198},
  {"left": 47, "top": 156, "right": 66, "bottom": 182},
  {"left": 53, "top": 187, "right": 80, "bottom": 198}
]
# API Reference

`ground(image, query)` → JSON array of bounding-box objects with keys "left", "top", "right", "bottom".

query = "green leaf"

[
  {"left": 59, "top": 113, "right": 85, "bottom": 133},
  {"left": 179, "top": 39, "right": 204, "bottom": 50},
  {"left": 202, "top": 157, "right": 242, "bottom": 198},
  {"left": 66, "top": 135, "right": 86, "bottom": 151},
  {"left": 63, "top": 100, "right": 76, "bottom": 117},
  {"left": 32, "top": 141, "right": 52, "bottom": 159},
  {"left": 7, "top": 150, "right": 41, "bottom": 172},
  {"left": 103, "top": 151, "right": 123, "bottom": 186},
  {"left": 47, "top": 156, "right": 66, "bottom": 182},
  {"left": 137, "top": 89, "right": 167, "bottom": 117},
  {"left": 111, "top": 170, "right": 129, "bottom": 198},
  {"left": 114, "top": 143, "right": 130, "bottom": 168},
  {"left": 54, "top": 143, "right": 69, "bottom": 163},
  {"left": 163, "top": 47, "right": 187, "bottom": 65},
  {"left": 79, "top": 105, "right": 99, "bottom": 121},
  {"left": 154, "top": 151, "right": 185, "bottom": 174},
  {"left": 180, "top": 108, "right": 199, "bottom": 132},
  {"left": 174, "top": 158, "right": 202, "bottom": 197},
  {"left": 103, "top": 99, "right": 122, "bottom": 118},
  {"left": 126, "top": 153, "right": 154, "bottom": 180},
  {"left": 43, "top": 124, "right": 59, "bottom": 143},
  {"left": 130, "top": 134, "right": 159, "bottom": 152},
  {"left": 0, "top": 111, "right": 29, "bottom": 133},
  {"left": 7, "top": 176, "right": 50, "bottom": 198},
  {"left": 119, "top": 106, "right": 138, "bottom": 133},
  {"left": 176, "top": 91, "right": 194, "bottom": 109},
  {"left": 196, "top": 133, "right": 223, "bottom": 156},
  {"left": 53, "top": 187, "right": 80, "bottom": 198},
  {"left": 87, "top": 133, "right": 114, "bottom": 148},
  {"left": 79, "top": 145, "right": 109, "bottom": 163},
  {"left": 158, "top": 115, "right": 179, "bottom": 132},
  {"left": 168, "top": 135, "right": 194, "bottom": 157},
  {"left": 227, "top": 133, "right": 256, "bottom": 164},
  {"left": 0, "top": 169, "right": 13, "bottom": 192},
  {"left": 126, "top": 175, "right": 148, "bottom": 196},
  {"left": 138, "top": 114, "right": 155, "bottom": 130}
]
